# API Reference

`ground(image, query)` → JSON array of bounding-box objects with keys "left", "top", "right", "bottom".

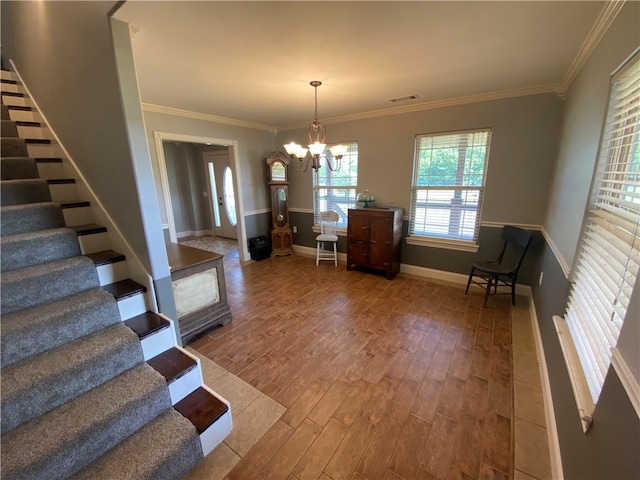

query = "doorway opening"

[{"left": 153, "top": 131, "right": 250, "bottom": 261}]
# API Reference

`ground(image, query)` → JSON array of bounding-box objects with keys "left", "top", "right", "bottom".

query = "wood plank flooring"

[{"left": 188, "top": 249, "right": 517, "bottom": 480}]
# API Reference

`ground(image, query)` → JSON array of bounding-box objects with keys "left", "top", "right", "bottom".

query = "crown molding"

[
  {"left": 277, "top": 83, "right": 557, "bottom": 131},
  {"left": 556, "top": 0, "right": 626, "bottom": 98},
  {"left": 141, "top": 103, "right": 277, "bottom": 134}
]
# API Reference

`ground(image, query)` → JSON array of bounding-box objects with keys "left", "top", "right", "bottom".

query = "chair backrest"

[
  {"left": 499, "top": 225, "right": 533, "bottom": 272},
  {"left": 319, "top": 211, "right": 339, "bottom": 235}
]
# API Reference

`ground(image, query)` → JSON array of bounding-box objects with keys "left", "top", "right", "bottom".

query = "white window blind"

[
  {"left": 409, "top": 129, "right": 491, "bottom": 243},
  {"left": 313, "top": 142, "right": 358, "bottom": 227},
  {"left": 564, "top": 52, "right": 640, "bottom": 403}
]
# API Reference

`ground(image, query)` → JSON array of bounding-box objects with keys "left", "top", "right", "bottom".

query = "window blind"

[
  {"left": 409, "top": 129, "right": 491, "bottom": 242},
  {"left": 313, "top": 142, "right": 358, "bottom": 226},
  {"left": 564, "top": 53, "right": 640, "bottom": 402}
]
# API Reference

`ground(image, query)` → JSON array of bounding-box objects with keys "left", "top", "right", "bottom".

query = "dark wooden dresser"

[
  {"left": 166, "top": 243, "right": 232, "bottom": 343},
  {"left": 347, "top": 207, "right": 403, "bottom": 279}
]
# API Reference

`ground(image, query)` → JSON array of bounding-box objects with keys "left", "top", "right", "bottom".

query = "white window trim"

[
  {"left": 405, "top": 234, "right": 479, "bottom": 252},
  {"left": 409, "top": 128, "right": 491, "bottom": 245}
]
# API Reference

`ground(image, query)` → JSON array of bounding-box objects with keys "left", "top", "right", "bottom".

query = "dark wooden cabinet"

[{"left": 347, "top": 207, "right": 403, "bottom": 279}]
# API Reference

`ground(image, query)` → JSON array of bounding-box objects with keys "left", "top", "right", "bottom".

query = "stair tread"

[
  {"left": 35, "top": 157, "right": 63, "bottom": 163},
  {"left": 46, "top": 177, "right": 75, "bottom": 184},
  {"left": 174, "top": 386, "right": 229, "bottom": 434},
  {"left": 124, "top": 311, "right": 171, "bottom": 340},
  {"left": 86, "top": 249, "right": 126, "bottom": 266},
  {"left": 0, "top": 363, "right": 170, "bottom": 480},
  {"left": 24, "top": 138, "right": 51, "bottom": 144},
  {"left": 15, "top": 120, "right": 41, "bottom": 127},
  {"left": 1, "top": 226, "right": 81, "bottom": 272},
  {"left": 103, "top": 278, "right": 147, "bottom": 300},
  {"left": 147, "top": 347, "right": 197, "bottom": 384},
  {"left": 2, "top": 91, "right": 24, "bottom": 98},
  {"left": 1, "top": 323, "right": 143, "bottom": 434},
  {"left": 6, "top": 105, "right": 32, "bottom": 111},
  {"left": 1, "top": 287, "right": 120, "bottom": 368},
  {"left": 70, "top": 408, "right": 202, "bottom": 480}
]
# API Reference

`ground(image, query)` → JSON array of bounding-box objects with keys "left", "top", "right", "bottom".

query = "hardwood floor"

[{"left": 188, "top": 244, "right": 536, "bottom": 480}]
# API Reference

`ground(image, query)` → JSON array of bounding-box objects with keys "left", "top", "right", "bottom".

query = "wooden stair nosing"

[
  {"left": 47, "top": 178, "right": 75, "bottom": 185},
  {"left": 70, "top": 224, "right": 107, "bottom": 236},
  {"left": 124, "top": 311, "right": 171, "bottom": 340},
  {"left": 174, "top": 387, "right": 229, "bottom": 434},
  {"left": 86, "top": 249, "right": 126, "bottom": 267},
  {"left": 147, "top": 347, "right": 198, "bottom": 385},
  {"left": 103, "top": 278, "right": 147, "bottom": 301},
  {"left": 1, "top": 79, "right": 18, "bottom": 85},
  {"left": 15, "top": 120, "right": 41, "bottom": 127},
  {"left": 25, "top": 138, "right": 51, "bottom": 145},
  {"left": 35, "top": 157, "right": 63, "bottom": 163},
  {"left": 1, "top": 91, "right": 25, "bottom": 98},
  {"left": 6, "top": 105, "right": 32, "bottom": 112},
  {"left": 61, "top": 201, "right": 91, "bottom": 209}
]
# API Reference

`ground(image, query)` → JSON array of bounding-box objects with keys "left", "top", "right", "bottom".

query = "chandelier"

[{"left": 283, "top": 81, "right": 348, "bottom": 172}]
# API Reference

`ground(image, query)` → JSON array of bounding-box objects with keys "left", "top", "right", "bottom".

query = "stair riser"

[
  {"left": 165, "top": 347, "right": 204, "bottom": 405},
  {"left": 96, "top": 261, "right": 129, "bottom": 285},
  {"left": 7, "top": 109, "right": 36, "bottom": 122},
  {"left": 27, "top": 142, "right": 58, "bottom": 157},
  {"left": 139, "top": 321, "right": 176, "bottom": 361},
  {"left": 17, "top": 125, "right": 45, "bottom": 139},
  {"left": 198, "top": 385, "right": 233, "bottom": 457},
  {"left": 1, "top": 71, "right": 15, "bottom": 81},
  {"left": 1, "top": 94, "right": 29, "bottom": 107},
  {"left": 117, "top": 292, "right": 149, "bottom": 320},
  {"left": 36, "top": 161, "right": 66, "bottom": 179},
  {"left": 78, "top": 232, "right": 111, "bottom": 255},
  {"left": 62, "top": 206, "right": 94, "bottom": 227},
  {"left": 1, "top": 83, "right": 20, "bottom": 94},
  {"left": 49, "top": 182, "right": 78, "bottom": 203}
]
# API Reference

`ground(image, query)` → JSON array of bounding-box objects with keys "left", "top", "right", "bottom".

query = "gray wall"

[
  {"left": 0, "top": 2, "right": 169, "bottom": 280},
  {"left": 163, "top": 142, "right": 212, "bottom": 236},
  {"left": 531, "top": 3, "right": 640, "bottom": 478},
  {"left": 280, "top": 93, "right": 563, "bottom": 281}
]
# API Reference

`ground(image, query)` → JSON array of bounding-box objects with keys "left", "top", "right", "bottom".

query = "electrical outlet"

[
  {"left": 539, "top": 271, "right": 544, "bottom": 286},
  {"left": 293, "top": 226, "right": 298, "bottom": 233}
]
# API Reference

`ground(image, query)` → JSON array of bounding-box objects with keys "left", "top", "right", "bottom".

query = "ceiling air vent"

[{"left": 388, "top": 94, "right": 420, "bottom": 103}]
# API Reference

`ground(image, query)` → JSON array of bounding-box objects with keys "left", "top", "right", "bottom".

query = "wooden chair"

[
  {"left": 465, "top": 225, "right": 532, "bottom": 307},
  {"left": 316, "top": 211, "right": 339, "bottom": 266}
]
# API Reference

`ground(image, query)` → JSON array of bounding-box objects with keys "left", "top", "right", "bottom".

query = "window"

[
  {"left": 561, "top": 53, "right": 639, "bottom": 405},
  {"left": 408, "top": 129, "right": 491, "bottom": 249},
  {"left": 313, "top": 142, "right": 358, "bottom": 227}
]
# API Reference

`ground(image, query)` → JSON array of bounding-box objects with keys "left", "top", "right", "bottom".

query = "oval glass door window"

[{"left": 223, "top": 166, "right": 237, "bottom": 226}]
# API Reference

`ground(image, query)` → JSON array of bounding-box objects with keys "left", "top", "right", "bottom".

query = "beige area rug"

[
  {"left": 180, "top": 236, "right": 239, "bottom": 257},
  {"left": 184, "top": 347, "right": 286, "bottom": 480}
]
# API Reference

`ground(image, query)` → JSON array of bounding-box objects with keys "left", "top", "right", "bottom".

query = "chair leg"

[
  {"left": 316, "top": 242, "right": 320, "bottom": 266},
  {"left": 465, "top": 268, "right": 474, "bottom": 295},
  {"left": 483, "top": 276, "right": 493, "bottom": 308},
  {"left": 333, "top": 242, "right": 337, "bottom": 266}
]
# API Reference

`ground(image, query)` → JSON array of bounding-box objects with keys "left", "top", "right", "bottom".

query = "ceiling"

[{"left": 114, "top": 1, "right": 605, "bottom": 130}]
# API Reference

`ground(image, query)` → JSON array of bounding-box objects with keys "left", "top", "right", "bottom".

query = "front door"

[{"left": 203, "top": 151, "right": 237, "bottom": 239}]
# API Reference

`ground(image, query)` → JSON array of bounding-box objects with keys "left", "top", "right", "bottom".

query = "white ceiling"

[{"left": 114, "top": 1, "right": 605, "bottom": 130}]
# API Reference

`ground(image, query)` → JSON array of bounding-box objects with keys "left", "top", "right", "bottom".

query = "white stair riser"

[
  {"left": 199, "top": 385, "right": 233, "bottom": 457},
  {"left": 8, "top": 109, "right": 36, "bottom": 122},
  {"left": 16, "top": 125, "right": 45, "bottom": 139},
  {"left": 140, "top": 324, "right": 176, "bottom": 361},
  {"left": 1, "top": 83, "right": 20, "bottom": 93},
  {"left": 96, "top": 261, "right": 129, "bottom": 286},
  {"left": 62, "top": 206, "right": 94, "bottom": 227},
  {"left": 49, "top": 183, "right": 78, "bottom": 203},
  {"left": 36, "top": 162, "right": 66, "bottom": 179},
  {"left": 1, "top": 95, "right": 28, "bottom": 107},
  {"left": 1, "top": 71, "right": 15, "bottom": 80},
  {"left": 117, "top": 292, "right": 149, "bottom": 320},
  {"left": 27, "top": 143, "right": 57, "bottom": 157},
  {"left": 168, "top": 367, "right": 202, "bottom": 405},
  {"left": 78, "top": 232, "right": 111, "bottom": 255}
]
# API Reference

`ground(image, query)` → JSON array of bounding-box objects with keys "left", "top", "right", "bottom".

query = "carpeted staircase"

[{"left": 1, "top": 69, "right": 231, "bottom": 478}]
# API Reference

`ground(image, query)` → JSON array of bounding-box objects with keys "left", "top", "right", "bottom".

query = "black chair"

[{"left": 465, "top": 225, "right": 532, "bottom": 307}]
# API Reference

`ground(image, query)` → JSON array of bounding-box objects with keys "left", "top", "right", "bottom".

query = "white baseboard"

[{"left": 530, "top": 304, "right": 564, "bottom": 479}]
